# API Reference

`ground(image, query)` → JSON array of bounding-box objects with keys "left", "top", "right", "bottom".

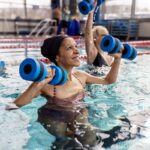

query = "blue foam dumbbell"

[
  {"left": 100, "top": 35, "right": 137, "bottom": 60},
  {"left": 100, "top": 35, "right": 121, "bottom": 54},
  {"left": 78, "top": 0, "right": 94, "bottom": 15},
  {"left": 19, "top": 58, "right": 67, "bottom": 85}
]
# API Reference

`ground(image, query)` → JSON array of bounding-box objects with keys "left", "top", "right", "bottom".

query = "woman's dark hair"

[{"left": 41, "top": 35, "right": 68, "bottom": 64}]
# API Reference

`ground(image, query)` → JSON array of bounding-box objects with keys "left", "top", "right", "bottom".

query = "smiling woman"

[
  {"left": 2, "top": 35, "right": 150, "bottom": 149},
  {"left": 9, "top": 34, "right": 122, "bottom": 149}
]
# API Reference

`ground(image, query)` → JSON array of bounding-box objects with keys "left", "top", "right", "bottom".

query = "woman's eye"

[
  {"left": 67, "top": 46, "right": 72, "bottom": 50},
  {"left": 66, "top": 44, "right": 77, "bottom": 50}
]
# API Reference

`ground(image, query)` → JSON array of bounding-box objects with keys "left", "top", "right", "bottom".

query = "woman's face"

[{"left": 56, "top": 37, "right": 80, "bottom": 68}]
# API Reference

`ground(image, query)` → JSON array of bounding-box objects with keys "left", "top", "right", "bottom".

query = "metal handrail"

[{"left": 29, "top": 18, "right": 57, "bottom": 37}]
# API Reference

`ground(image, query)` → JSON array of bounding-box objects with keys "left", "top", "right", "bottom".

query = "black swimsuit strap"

[{"left": 93, "top": 53, "right": 107, "bottom": 67}]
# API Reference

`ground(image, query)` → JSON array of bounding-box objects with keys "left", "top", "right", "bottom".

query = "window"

[
  {"left": 0, "top": 0, "right": 23, "bottom": 8},
  {"left": 135, "top": 0, "right": 150, "bottom": 18},
  {"left": 104, "top": 0, "right": 132, "bottom": 19},
  {"left": 26, "top": 0, "right": 50, "bottom": 8},
  {"left": 102, "top": 0, "right": 149, "bottom": 19}
]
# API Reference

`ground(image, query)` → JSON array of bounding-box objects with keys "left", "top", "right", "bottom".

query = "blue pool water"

[{"left": 0, "top": 48, "right": 150, "bottom": 150}]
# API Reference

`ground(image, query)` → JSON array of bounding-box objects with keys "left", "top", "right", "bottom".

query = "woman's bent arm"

[
  {"left": 14, "top": 77, "right": 51, "bottom": 107},
  {"left": 80, "top": 56, "right": 121, "bottom": 85}
]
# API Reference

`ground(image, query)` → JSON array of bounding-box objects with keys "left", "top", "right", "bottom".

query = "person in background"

[
  {"left": 60, "top": 5, "right": 70, "bottom": 34},
  {"left": 7, "top": 35, "right": 122, "bottom": 149},
  {"left": 67, "top": 11, "right": 81, "bottom": 36},
  {"left": 52, "top": 7, "right": 61, "bottom": 35},
  {"left": 85, "top": 6, "right": 113, "bottom": 67}
]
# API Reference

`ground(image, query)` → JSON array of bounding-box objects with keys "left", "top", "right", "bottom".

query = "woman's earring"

[{"left": 55, "top": 56, "right": 59, "bottom": 62}]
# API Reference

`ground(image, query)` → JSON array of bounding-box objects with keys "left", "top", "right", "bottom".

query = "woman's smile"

[{"left": 72, "top": 55, "right": 80, "bottom": 61}]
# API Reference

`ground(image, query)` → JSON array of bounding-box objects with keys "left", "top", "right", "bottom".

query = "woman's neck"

[{"left": 67, "top": 70, "right": 74, "bottom": 81}]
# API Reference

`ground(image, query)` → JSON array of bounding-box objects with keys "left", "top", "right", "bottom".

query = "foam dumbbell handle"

[
  {"left": 100, "top": 35, "right": 121, "bottom": 54},
  {"left": 19, "top": 57, "right": 47, "bottom": 82},
  {"left": 78, "top": 0, "right": 94, "bottom": 15}
]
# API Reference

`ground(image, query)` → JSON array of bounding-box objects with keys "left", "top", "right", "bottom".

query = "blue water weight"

[{"left": 19, "top": 58, "right": 68, "bottom": 86}]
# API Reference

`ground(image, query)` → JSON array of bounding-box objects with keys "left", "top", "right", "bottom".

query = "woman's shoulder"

[
  {"left": 73, "top": 70, "right": 90, "bottom": 81},
  {"left": 73, "top": 70, "right": 87, "bottom": 75}
]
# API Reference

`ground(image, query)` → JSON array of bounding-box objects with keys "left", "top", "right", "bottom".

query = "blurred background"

[{"left": 0, "top": 0, "right": 149, "bottom": 40}]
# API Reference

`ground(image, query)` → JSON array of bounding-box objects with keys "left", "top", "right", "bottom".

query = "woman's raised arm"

[
  {"left": 85, "top": 10, "right": 98, "bottom": 64},
  {"left": 82, "top": 55, "right": 121, "bottom": 85}
]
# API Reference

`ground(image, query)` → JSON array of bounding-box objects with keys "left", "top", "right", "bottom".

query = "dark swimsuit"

[
  {"left": 38, "top": 92, "right": 86, "bottom": 123},
  {"left": 38, "top": 73, "right": 143, "bottom": 148},
  {"left": 93, "top": 53, "right": 107, "bottom": 67}
]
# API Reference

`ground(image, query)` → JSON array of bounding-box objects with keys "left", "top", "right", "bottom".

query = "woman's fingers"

[
  {"left": 47, "top": 67, "right": 55, "bottom": 79},
  {"left": 108, "top": 52, "right": 122, "bottom": 59},
  {"left": 51, "top": 68, "right": 56, "bottom": 78},
  {"left": 42, "top": 68, "right": 56, "bottom": 84},
  {"left": 32, "top": 68, "right": 55, "bottom": 89},
  {"left": 44, "top": 77, "right": 52, "bottom": 83},
  {"left": 5, "top": 102, "right": 19, "bottom": 110},
  {"left": 31, "top": 67, "right": 56, "bottom": 91},
  {"left": 120, "top": 45, "right": 124, "bottom": 52},
  {"left": 108, "top": 46, "right": 124, "bottom": 59}
]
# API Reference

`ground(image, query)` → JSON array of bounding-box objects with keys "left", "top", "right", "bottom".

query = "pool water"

[{"left": 0, "top": 48, "right": 150, "bottom": 150}]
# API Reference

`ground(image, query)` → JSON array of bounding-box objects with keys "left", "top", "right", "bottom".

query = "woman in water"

[
  {"left": 8, "top": 34, "right": 121, "bottom": 149},
  {"left": 85, "top": 2, "right": 113, "bottom": 67}
]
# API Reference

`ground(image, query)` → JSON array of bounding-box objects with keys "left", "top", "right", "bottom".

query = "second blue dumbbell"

[
  {"left": 100, "top": 35, "right": 137, "bottom": 60},
  {"left": 78, "top": 0, "right": 94, "bottom": 15}
]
